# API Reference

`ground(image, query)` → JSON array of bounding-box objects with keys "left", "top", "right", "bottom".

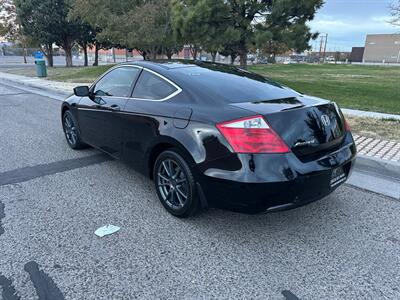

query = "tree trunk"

[
  {"left": 230, "top": 54, "right": 237, "bottom": 64},
  {"left": 211, "top": 52, "right": 217, "bottom": 63},
  {"left": 239, "top": 52, "right": 247, "bottom": 69},
  {"left": 42, "top": 44, "right": 54, "bottom": 67},
  {"left": 65, "top": 47, "right": 73, "bottom": 67},
  {"left": 23, "top": 48, "right": 27, "bottom": 64},
  {"left": 62, "top": 36, "right": 74, "bottom": 67},
  {"left": 190, "top": 45, "right": 198, "bottom": 60},
  {"left": 83, "top": 44, "right": 88, "bottom": 66},
  {"left": 166, "top": 49, "right": 173, "bottom": 60},
  {"left": 23, "top": 42, "right": 27, "bottom": 64},
  {"left": 141, "top": 51, "right": 147, "bottom": 60},
  {"left": 47, "top": 47, "right": 54, "bottom": 67},
  {"left": 93, "top": 43, "right": 99, "bottom": 66}
]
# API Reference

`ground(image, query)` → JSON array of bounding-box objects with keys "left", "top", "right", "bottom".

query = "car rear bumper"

[{"left": 198, "top": 133, "right": 356, "bottom": 214}]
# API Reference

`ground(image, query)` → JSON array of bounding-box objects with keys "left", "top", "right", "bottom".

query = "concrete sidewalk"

[
  {"left": 354, "top": 135, "right": 400, "bottom": 163},
  {"left": 0, "top": 71, "right": 83, "bottom": 96}
]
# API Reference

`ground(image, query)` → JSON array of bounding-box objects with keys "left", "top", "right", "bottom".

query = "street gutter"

[{"left": 347, "top": 156, "right": 400, "bottom": 200}]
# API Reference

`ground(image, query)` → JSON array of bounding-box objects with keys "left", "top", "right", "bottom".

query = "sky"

[{"left": 308, "top": 0, "right": 398, "bottom": 51}]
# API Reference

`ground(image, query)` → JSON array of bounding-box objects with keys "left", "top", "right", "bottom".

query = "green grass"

[
  {"left": 48, "top": 65, "right": 114, "bottom": 82},
  {"left": 6, "top": 65, "right": 114, "bottom": 83},
  {"left": 249, "top": 64, "right": 400, "bottom": 115}
]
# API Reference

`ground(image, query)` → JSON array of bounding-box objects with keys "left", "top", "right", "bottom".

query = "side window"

[
  {"left": 132, "top": 70, "right": 178, "bottom": 100},
  {"left": 94, "top": 67, "right": 140, "bottom": 97}
]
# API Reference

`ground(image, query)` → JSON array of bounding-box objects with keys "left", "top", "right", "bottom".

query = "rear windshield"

[{"left": 174, "top": 65, "right": 298, "bottom": 103}]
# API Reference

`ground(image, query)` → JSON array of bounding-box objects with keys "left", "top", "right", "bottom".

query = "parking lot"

[{"left": 1, "top": 82, "right": 400, "bottom": 299}]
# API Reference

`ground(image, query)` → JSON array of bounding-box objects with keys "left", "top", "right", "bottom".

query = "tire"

[
  {"left": 153, "top": 149, "right": 199, "bottom": 218},
  {"left": 62, "top": 110, "right": 86, "bottom": 150}
]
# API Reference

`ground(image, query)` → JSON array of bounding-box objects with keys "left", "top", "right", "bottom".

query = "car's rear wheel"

[
  {"left": 62, "top": 110, "right": 86, "bottom": 149},
  {"left": 153, "top": 149, "right": 199, "bottom": 217}
]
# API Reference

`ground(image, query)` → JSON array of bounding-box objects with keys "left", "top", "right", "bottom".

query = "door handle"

[{"left": 108, "top": 104, "right": 121, "bottom": 111}]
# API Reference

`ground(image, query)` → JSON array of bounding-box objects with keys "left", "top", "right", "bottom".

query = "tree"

[
  {"left": 255, "top": 1, "right": 322, "bottom": 61},
  {"left": 72, "top": 0, "right": 136, "bottom": 47},
  {"left": 172, "top": 0, "right": 235, "bottom": 61},
  {"left": 219, "top": 43, "right": 240, "bottom": 64},
  {"left": 127, "top": 0, "right": 182, "bottom": 60},
  {"left": 15, "top": 0, "right": 85, "bottom": 67},
  {"left": 72, "top": 0, "right": 182, "bottom": 61},
  {"left": 71, "top": 0, "right": 134, "bottom": 63},
  {"left": 0, "top": 23, "right": 6, "bottom": 37},
  {"left": 230, "top": 0, "right": 323, "bottom": 68},
  {"left": 389, "top": 0, "right": 400, "bottom": 27},
  {"left": 172, "top": 0, "right": 323, "bottom": 68},
  {"left": 15, "top": 0, "right": 59, "bottom": 66},
  {"left": 0, "top": 0, "right": 30, "bottom": 63},
  {"left": 70, "top": 0, "right": 117, "bottom": 66},
  {"left": 74, "top": 21, "right": 96, "bottom": 66}
]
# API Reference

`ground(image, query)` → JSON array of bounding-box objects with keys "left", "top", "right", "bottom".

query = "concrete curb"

[
  {"left": 0, "top": 76, "right": 71, "bottom": 97},
  {"left": 348, "top": 154, "right": 400, "bottom": 200},
  {"left": 342, "top": 108, "right": 400, "bottom": 120},
  {"left": 354, "top": 155, "right": 400, "bottom": 181}
]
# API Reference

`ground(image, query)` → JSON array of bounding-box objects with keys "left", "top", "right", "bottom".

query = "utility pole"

[
  {"left": 318, "top": 34, "right": 328, "bottom": 64},
  {"left": 322, "top": 33, "right": 328, "bottom": 63},
  {"left": 319, "top": 35, "right": 324, "bottom": 63}
]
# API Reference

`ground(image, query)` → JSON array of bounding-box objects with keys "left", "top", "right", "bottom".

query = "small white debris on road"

[{"left": 94, "top": 225, "right": 120, "bottom": 237}]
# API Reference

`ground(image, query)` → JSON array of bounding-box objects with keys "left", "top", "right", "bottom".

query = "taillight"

[{"left": 216, "top": 116, "right": 290, "bottom": 154}]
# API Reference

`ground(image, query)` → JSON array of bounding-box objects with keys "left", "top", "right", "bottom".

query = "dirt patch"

[{"left": 345, "top": 115, "right": 400, "bottom": 142}]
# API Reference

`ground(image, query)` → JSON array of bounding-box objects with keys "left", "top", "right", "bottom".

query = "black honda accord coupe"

[{"left": 61, "top": 61, "right": 356, "bottom": 217}]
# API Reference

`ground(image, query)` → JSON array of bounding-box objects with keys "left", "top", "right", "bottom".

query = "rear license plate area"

[{"left": 330, "top": 166, "right": 347, "bottom": 187}]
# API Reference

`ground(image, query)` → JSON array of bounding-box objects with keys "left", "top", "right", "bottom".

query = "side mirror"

[{"left": 73, "top": 86, "right": 90, "bottom": 97}]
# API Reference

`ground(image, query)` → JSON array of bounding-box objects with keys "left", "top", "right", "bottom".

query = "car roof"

[
  {"left": 118, "top": 60, "right": 297, "bottom": 104},
  {"left": 120, "top": 60, "right": 197, "bottom": 71}
]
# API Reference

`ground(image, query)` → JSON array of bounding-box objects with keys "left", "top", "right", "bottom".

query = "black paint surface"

[
  {"left": 0, "top": 274, "right": 20, "bottom": 300},
  {"left": 24, "top": 261, "right": 65, "bottom": 300},
  {"left": 0, "top": 154, "right": 111, "bottom": 186}
]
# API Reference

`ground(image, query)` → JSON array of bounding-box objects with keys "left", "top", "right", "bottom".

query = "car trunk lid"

[{"left": 230, "top": 96, "right": 346, "bottom": 161}]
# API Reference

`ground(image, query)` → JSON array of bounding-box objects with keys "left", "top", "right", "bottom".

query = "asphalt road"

[{"left": 1, "top": 83, "right": 400, "bottom": 300}]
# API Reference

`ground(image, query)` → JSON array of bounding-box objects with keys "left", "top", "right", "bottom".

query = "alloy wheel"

[
  {"left": 64, "top": 113, "right": 78, "bottom": 146},
  {"left": 156, "top": 158, "right": 189, "bottom": 209}
]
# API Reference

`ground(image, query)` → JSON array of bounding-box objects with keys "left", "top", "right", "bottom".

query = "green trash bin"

[{"left": 35, "top": 59, "right": 47, "bottom": 77}]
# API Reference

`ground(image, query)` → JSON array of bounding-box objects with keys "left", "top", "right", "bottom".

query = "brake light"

[{"left": 216, "top": 116, "right": 290, "bottom": 153}]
